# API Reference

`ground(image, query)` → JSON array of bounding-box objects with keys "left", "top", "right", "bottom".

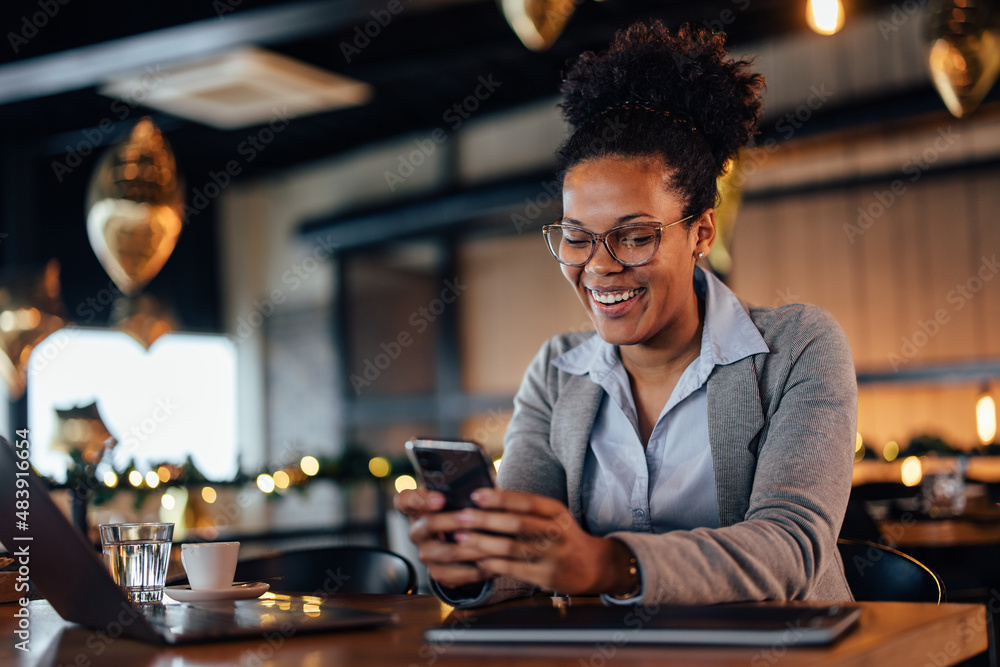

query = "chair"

[
  {"left": 838, "top": 495, "right": 884, "bottom": 543},
  {"left": 172, "top": 545, "right": 417, "bottom": 595},
  {"left": 837, "top": 538, "right": 945, "bottom": 604}
]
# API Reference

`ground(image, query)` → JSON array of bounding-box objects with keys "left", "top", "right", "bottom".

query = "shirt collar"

[{"left": 553, "top": 266, "right": 769, "bottom": 377}]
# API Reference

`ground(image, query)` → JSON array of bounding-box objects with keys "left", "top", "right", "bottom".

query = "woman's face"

[{"left": 560, "top": 156, "right": 714, "bottom": 348}]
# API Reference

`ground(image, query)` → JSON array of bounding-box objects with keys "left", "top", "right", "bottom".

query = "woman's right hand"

[{"left": 393, "top": 488, "right": 494, "bottom": 588}]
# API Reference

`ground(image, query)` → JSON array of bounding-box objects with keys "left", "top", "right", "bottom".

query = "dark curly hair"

[{"left": 556, "top": 21, "right": 765, "bottom": 221}]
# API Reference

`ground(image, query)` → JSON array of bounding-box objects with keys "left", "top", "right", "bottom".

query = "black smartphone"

[{"left": 404, "top": 438, "right": 496, "bottom": 511}]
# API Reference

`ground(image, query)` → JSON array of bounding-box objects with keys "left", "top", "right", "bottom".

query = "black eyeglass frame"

[{"left": 541, "top": 215, "right": 694, "bottom": 267}]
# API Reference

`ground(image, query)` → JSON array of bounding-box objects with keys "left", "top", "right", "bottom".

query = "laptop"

[
  {"left": 425, "top": 598, "right": 861, "bottom": 647},
  {"left": 0, "top": 436, "right": 395, "bottom": 644}
]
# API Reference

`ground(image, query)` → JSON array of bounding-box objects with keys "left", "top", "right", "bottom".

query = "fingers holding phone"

[
  {"left": 393, "top": 487, "right": 446, "bottom": 518},
  {"left": 399, "top": 438, "right": 499, "bottom": 587}
]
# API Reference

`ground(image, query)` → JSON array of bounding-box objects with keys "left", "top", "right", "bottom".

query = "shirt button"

[{"left": 634, "top": 509, "right": 645, "bottom": 518}]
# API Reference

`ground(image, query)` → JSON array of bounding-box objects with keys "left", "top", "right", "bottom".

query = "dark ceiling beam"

[
  {"left": 300, "top": 170, "right": 560, "bottom": 249},
  {"left": 857, "top": 360, "right": 1000, "bottom": 386},
  {"left": 0, "top": 0, "right": 370, "bottom": 105}
]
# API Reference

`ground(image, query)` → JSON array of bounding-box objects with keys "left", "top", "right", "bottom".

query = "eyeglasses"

[{"left": 542, "top": 215, "right": 693, "bottom": 267}]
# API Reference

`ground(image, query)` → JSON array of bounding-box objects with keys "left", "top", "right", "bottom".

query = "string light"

[
  {"left": 256, "top": 473, "right": 275, "bottom": 493},
  {"left": 977, "top": 392, "right": 997, "bottom": 445},
  {"left": 806, "top": 0, "right": 845, "bottom": 35},
  {"left": 901, "top": 456, "right": 923, "bottom": 487},
  {"left": 103, "top": 471, "right": 118, "bottom": 487},
  {"left": 395, "top": 475, "right": 417, "bottom": 493},
  {"left": 300, "top": 456, "right": 319, "bottom": 476},
  {"left": 128, "top": 470, "right": 143, "bottom": 487},
  {"left": 369, "top": 457, "right": 390, "bottom": 478},
  {"left": 201, "top": 486, "right": 217, "bottom": 503},
  {"left": 273, "top": 470, "right": 290, "bottom": 490},
  {"left": 883, "top": 441, "right": 900, "bottom": 462}
]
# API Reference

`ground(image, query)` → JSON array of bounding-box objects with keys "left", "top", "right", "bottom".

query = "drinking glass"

[
  {"left": 99, "top": 523, "right": 174, "bottom": 603},
  {"left": 920, "top": 458, "right": 967, "bottom": 519}
]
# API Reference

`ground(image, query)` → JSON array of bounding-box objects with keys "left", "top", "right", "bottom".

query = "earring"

[{"left": 697, "top": 252, "right": 705, "bottom": 258}]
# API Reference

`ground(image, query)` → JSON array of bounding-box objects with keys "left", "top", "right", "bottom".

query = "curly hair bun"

[{"left": 560, "top": 21, "right": 764, "bottom": 172}]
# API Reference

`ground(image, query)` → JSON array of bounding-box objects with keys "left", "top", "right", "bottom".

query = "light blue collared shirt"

[{"left": 553, "top": 267, "right": 769, "bottom": 542}]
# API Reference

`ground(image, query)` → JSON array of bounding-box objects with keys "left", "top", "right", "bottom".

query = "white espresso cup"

[{"left": 180, "top": 542, "right": 240, "bottom": 590}]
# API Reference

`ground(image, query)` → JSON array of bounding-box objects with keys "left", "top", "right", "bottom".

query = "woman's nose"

[{"left": 585, "top": 239, "right": 622, "bottom": 275}]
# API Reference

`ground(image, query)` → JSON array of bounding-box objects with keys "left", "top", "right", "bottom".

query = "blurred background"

[{"left": 1, "top": 0, "right": 999, "bottom": 586}]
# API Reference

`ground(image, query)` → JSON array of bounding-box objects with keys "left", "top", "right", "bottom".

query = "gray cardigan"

[{"left": 443, "top": 301, "right": 858, "bottom": 607}]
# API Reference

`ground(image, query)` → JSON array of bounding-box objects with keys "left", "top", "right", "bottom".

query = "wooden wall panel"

[
  {"left": 731, "top": 152, "right": 1000, "bottom": 449},
  {"left": 858, "top": 384, "right": 985, "bottom": 451},
  {"left": 972, "top": 172, "right": 1000, "bottom": 358},
  {"left": 855, "top": 180, "right": 900, "bottom": 369},
  {"left": 459, "top": 234, "right": 593, "bottom": 395},
  {"left": 727, "top": 204, "right": 773, "bottom": 306},
  {"left": 922, "top": 177, "right": 977, "bottom": 365}
]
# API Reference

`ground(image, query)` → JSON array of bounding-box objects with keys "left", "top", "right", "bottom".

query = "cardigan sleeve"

[
  {"left": 431, "top": 336, "right": 571, "bottom": 608},
  {"left": 608, "top": 305, "right": 857, "bottom": 604}
]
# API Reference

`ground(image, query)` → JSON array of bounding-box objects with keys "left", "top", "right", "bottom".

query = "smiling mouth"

[{"left": 589, "top": 288, "right": 643, "bottom": 305}]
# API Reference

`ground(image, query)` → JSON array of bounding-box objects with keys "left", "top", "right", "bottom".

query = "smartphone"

[{"left": 404, "top": 438, "right": 496, "bottom": 511}]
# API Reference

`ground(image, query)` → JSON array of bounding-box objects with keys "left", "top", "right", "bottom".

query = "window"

[{"left": 27, "top": 328, "right": 238, "bottom": 483}]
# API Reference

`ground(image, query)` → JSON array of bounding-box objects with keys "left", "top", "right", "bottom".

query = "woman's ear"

[{"left": 693, "top": 208, "right": 716, "bottom": 258}]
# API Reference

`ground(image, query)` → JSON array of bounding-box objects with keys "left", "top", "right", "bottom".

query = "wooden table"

[
  {"left": 881, "top": 518, "right": 1000, "bottom": 548},
  {"left": 0, "top": 594, "right": 989, "bottom": 666}
]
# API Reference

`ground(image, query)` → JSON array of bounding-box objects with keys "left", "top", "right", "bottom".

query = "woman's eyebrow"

[{"left": 561, "top": 213, "right": 655, "bottom": 226}]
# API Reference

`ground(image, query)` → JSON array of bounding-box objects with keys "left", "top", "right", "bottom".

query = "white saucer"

[{"left": 164, "top": 582, "right": 270, "bottom": 602}]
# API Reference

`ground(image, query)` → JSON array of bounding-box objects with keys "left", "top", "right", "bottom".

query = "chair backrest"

[
  {"left": 233, "top": 545, "right": 417, "bottom": 595},
  {"left": 172, "top": 545, "right": 417, "bottom": 595},
  {"left": 837, "top": 538, "right": 945, "bottom": 604}
]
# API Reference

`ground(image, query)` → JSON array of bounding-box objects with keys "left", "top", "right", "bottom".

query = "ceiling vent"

[{"left": 100, "top": 48, "right": 372, "bottom": 130}]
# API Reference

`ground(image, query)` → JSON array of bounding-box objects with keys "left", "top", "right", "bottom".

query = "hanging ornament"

[
  {"left": 86, "top": 117, "right": 185, "bottom": 296},
  {"left": 49, "top": 401, "right": 117, "bottom": 466},
  {"left": 706, "top": 152, "right": 746, "bottom": 278},
  {"left": 110, "top": 294, "right": 178, "bottom": 350},
  {"left": 500, "top": 0, "right": 578, "bottom": 51},
  {"left": 0, "top": 260, "right": 67, "bottom": 400},
  {"left": 926, "top": 0, "right": 1000, "bottom": 118}
]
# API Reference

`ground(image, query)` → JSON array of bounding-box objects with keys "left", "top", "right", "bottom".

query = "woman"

[{"left": 396, "top": 21, "right": 857, "bottom": 606}]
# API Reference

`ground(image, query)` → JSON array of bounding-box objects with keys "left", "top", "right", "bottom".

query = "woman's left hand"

[{"left": 452, "top": 488, "right": 635, "bottom": 596}]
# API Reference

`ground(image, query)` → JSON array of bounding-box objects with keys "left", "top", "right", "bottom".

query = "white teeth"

[{"left": 591, "top": 289, "right": 638, "bottom": 304}]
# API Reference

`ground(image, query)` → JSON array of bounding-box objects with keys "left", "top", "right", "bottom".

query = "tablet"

[{"left": 424, "top": 603, "right": 861, "bottom": 647}]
